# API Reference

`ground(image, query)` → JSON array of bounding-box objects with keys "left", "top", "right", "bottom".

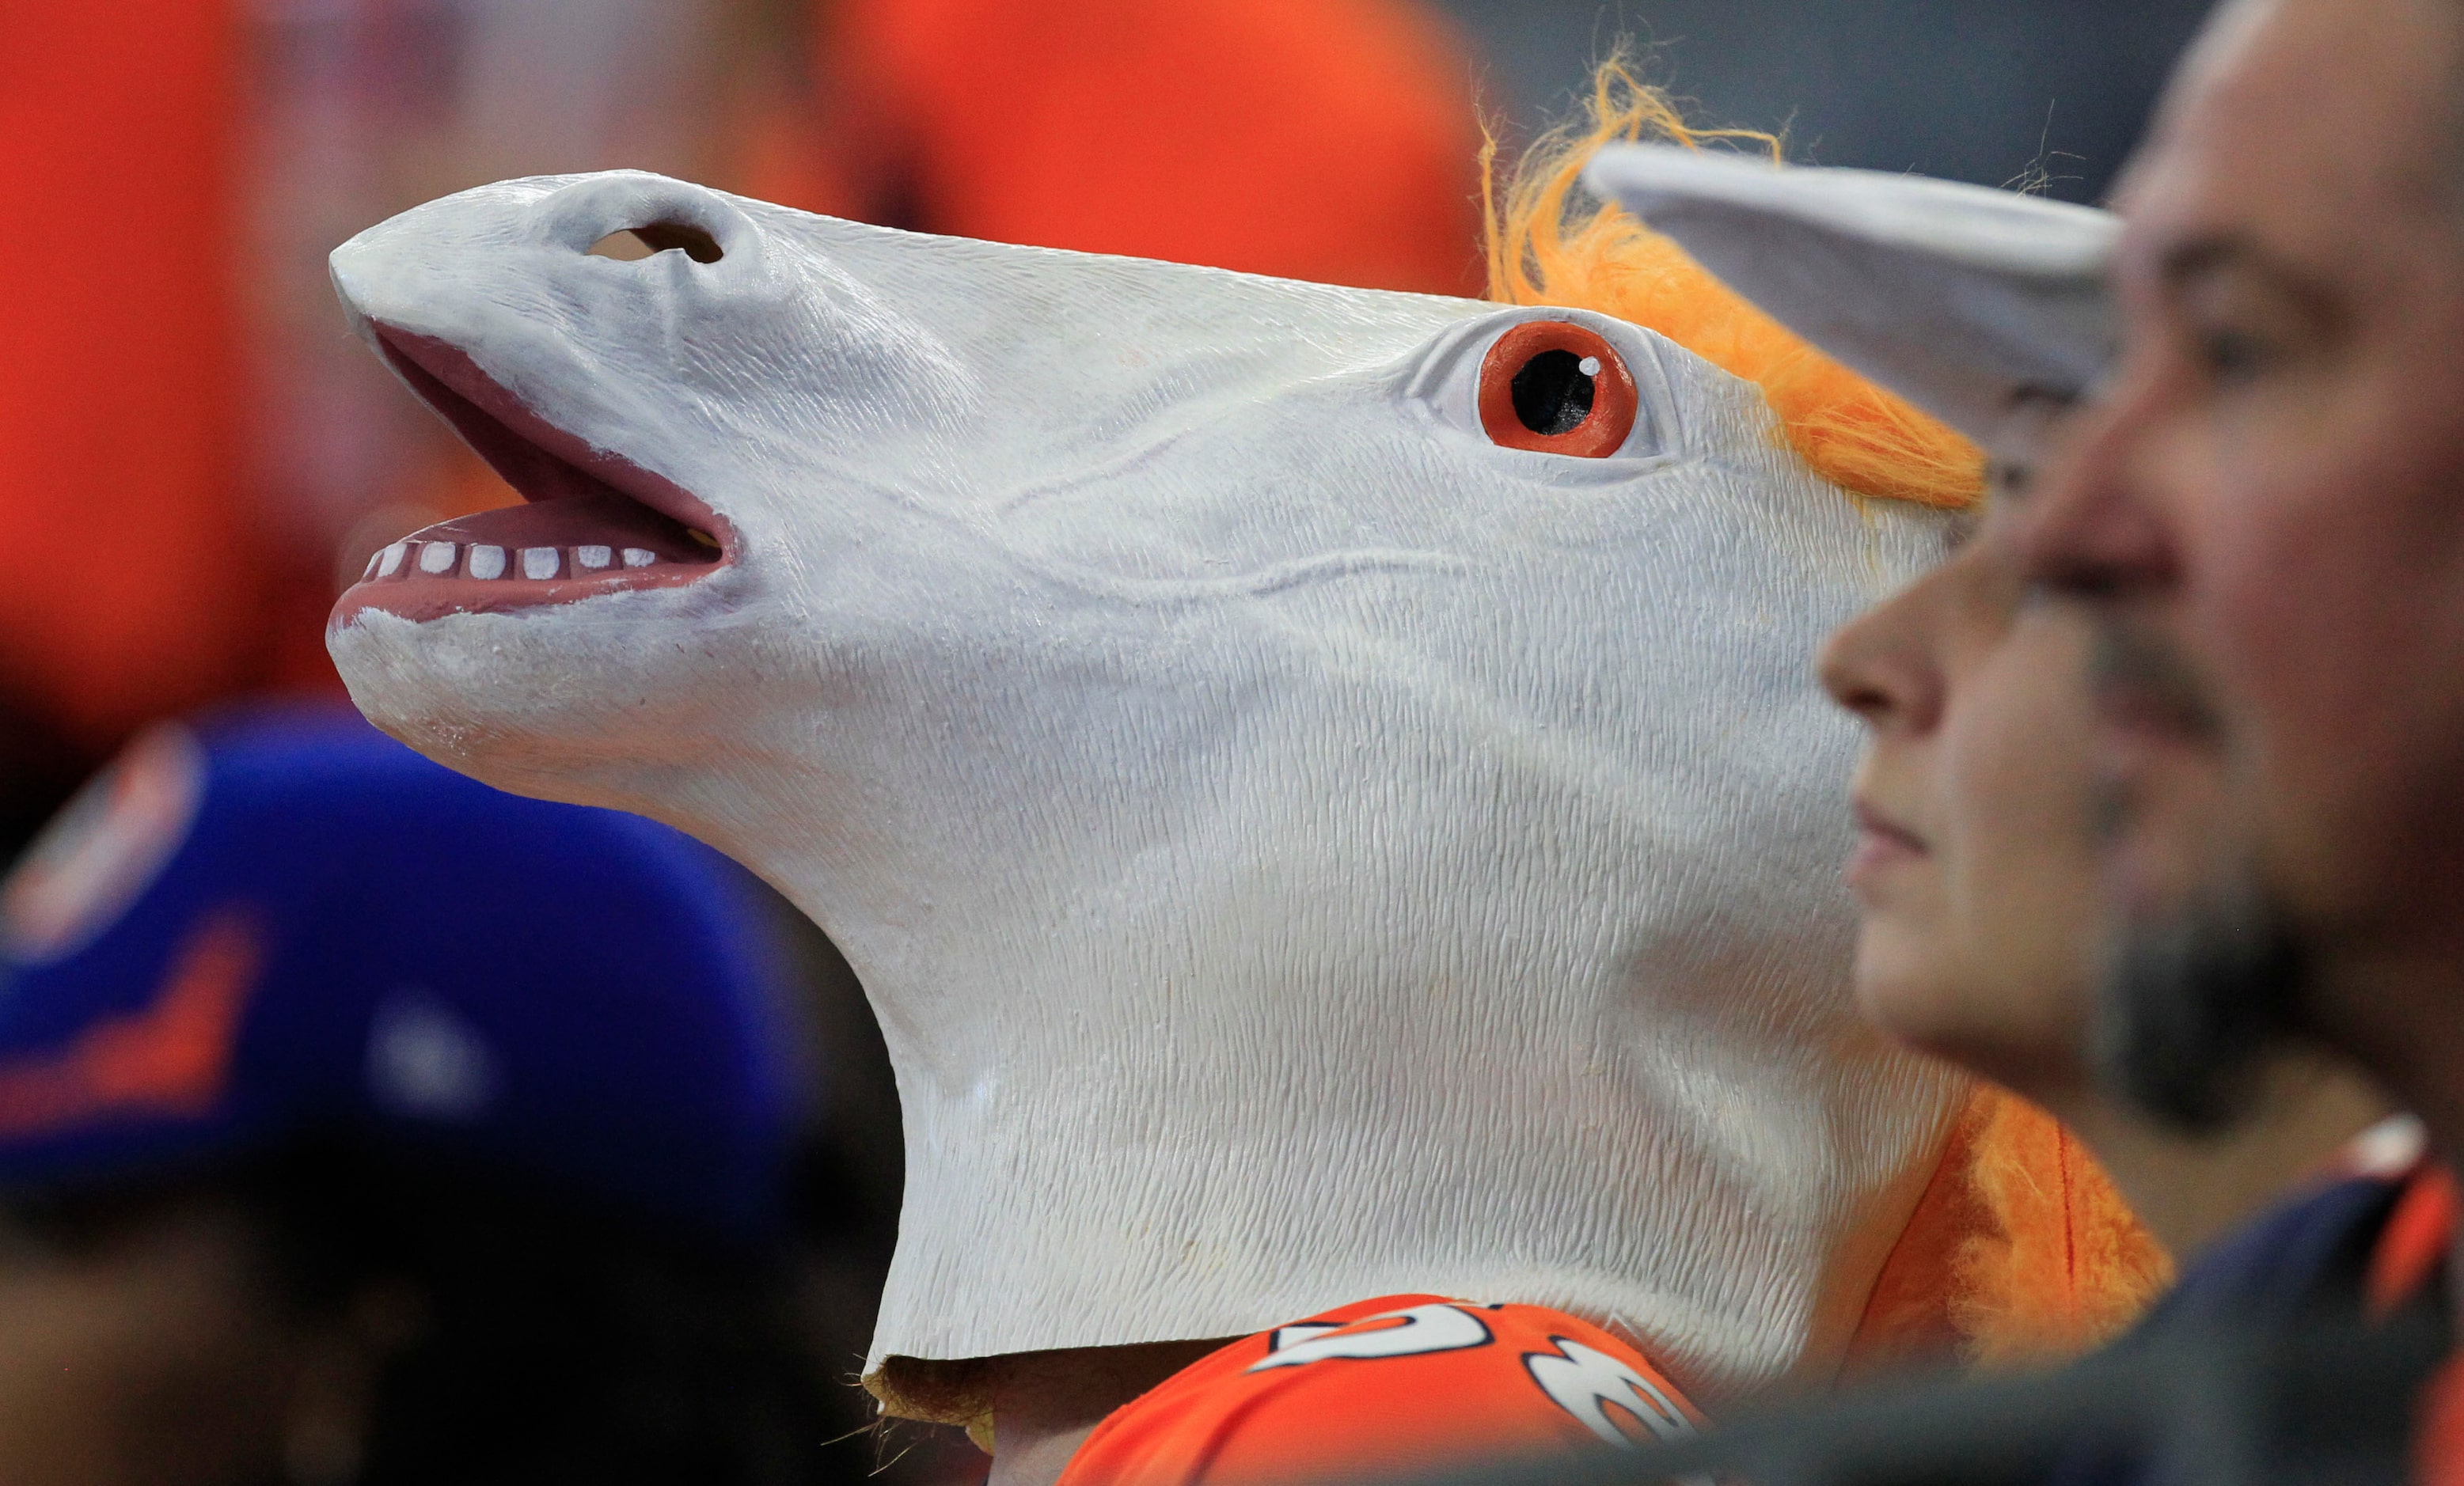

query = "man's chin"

[{"left": 2095, "top": 859, "right": 2310, "bottom": 1132}]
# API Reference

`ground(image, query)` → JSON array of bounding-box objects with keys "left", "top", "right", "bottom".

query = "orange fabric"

[
  {"left": 1843, "top": 1086, "right": 2174, "bottom": 1378},
  {"left": 2420, "top": 1354, "right": 2464, "bottom": 1486},
  {"left": 2380, "top": 1166, "right": 2458, "bottom": 1485},
  {"left": 782, "top": 0, "right": 1486, "bottom": 295},
  {"left": 2371, "top": 1164, "right": 2458, "bottom": 1321},
  {"left": 0, "top": 911, "right": 260, "bottom": 1133},
  {"left": 1056, "top": 1295, "right": 1700, "bottom": 1485},
  {"left": 1485, "top": 60, "right": 1986, "bottom": 510},
  {"left": 0, "top": 0, "right": 258, "bottom": 746}
]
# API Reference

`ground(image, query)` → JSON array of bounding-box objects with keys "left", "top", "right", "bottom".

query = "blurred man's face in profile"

[{"left": 2028, "top": 0, "right": 2464, "bottom": 1114}]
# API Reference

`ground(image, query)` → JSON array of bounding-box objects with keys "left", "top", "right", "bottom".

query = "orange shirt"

[
  {"left": 0, "top": 0, "right": 258, "bottom": 747},
  {"left": 1057, "top": 1295, "right": 1701, "bottom": 1485},
  {"left": 2377, "top": 1166, "right": 2462, "bottom": 1486},
  {"left": 772, "top": 0, "right": 1487, "bottom": 297}
]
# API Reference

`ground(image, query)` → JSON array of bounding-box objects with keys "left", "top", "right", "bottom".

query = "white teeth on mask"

[{"left": 362, "top": 540, "right": 683, "bottom": 586}]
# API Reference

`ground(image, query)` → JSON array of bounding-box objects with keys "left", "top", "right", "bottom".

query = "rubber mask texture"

[{"left": 327, "top": 171, "right": 1965, "bottom": 1404}]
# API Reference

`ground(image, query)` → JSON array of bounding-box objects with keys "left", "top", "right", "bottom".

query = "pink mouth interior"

[{"left": 333, "top": 328, "right": 732, "bottom": 624}]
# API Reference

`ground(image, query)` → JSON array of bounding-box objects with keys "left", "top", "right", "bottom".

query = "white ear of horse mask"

[
  {"left": 324, "top": 171, "right": 1967, "bottom": 1408},
  {"left": 1585, "top": 144, "right": 2120, "bottom": 466}
]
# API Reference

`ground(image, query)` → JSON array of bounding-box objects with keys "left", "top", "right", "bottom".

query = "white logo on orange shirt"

[
  {"left": 1246, "top": 1302, "right": 1492, "bottom": 1371},
  {"left": 1523, "top": 1336, "right": 1695, "bottom": 1447}
]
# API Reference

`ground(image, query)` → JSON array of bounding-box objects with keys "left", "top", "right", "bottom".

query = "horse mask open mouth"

[
  {"left": 328, "top": 169, "right": 1965, "bottom": 1410},
  {"left": 331, "top": 180, "right": 762, "bottom": 624},
  {"left": 344, "top": 327, "right": 731, "bottom": 619}
]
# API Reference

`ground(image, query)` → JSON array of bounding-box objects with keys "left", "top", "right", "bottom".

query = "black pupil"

[{"left": 1509, "top": 349, "right": 1596, "bottom": 436}]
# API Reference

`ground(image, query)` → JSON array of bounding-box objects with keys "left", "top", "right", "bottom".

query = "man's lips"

[
  {"left": 330, "top": 325, "right": 734, "bottom": 627},
  {"left": 2094, "top": 682, "right": 2218, "bottom": 749},
  {"left": 2086, "top": 619, "right": 2222, "bottom": 749},
  {"left": 1846, "top": 800, "right": 1930, "bottom": 892}
]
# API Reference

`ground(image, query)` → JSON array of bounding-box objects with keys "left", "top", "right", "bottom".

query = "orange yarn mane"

[{"left": 1483, "top": 63, "right": 1986, "bottom": 510}]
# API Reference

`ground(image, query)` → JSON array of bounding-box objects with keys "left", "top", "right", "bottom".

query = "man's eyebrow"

[
  {"left": 2158, "top": 233, "right": 2264, "bottom": 286},
  {"left": 2156, "top": 233, "right": 2329, "bottom": 307},
  {"left": 2151, "top": 232, "right": 2348, "bottom": 336}
]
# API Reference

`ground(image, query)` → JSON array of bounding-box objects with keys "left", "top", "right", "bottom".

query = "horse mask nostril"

[{"left": 587, "top": 222, "right": 724, "bottom": 264}]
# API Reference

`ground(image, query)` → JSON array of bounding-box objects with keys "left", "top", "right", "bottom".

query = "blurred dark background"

[{"left": 1440, "top": 0, "right": 2216, "bottom": 202}]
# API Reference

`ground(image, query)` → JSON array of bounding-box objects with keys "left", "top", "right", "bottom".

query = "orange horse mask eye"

[{"left": 1477, "top": 320, "right": 1639, "bottom": 458}]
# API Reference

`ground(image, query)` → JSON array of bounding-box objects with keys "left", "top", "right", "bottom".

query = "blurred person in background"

[
  {"left": 1579, "top": 66, "right": 2464, "bottom": 1477},
  {"left": 1593, "top": 124, "right": 2454, "bottom": 1473},
  {"left": 1607, "top": 1, "right": 2464, "bottom": 1467},
  {"left": 0, "top": 704, "right": 841, "bottom": 1486},
  {"left": 1585, "top": 114, "right": 2408, "bottom": 1323},
  {"left": 1817, "top": 438, "right": 2398, "bottom": 1348},
  {"left": 764, "top": 0, "right": 1485, "bottom": 295},
  {"left": 2009, "top": 0, "right": 2464, "bottom": 1469}
]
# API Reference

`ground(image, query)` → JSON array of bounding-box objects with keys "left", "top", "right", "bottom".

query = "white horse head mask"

[{"left": 326, "top": 170, "right": 1967, "bottom": 1408}]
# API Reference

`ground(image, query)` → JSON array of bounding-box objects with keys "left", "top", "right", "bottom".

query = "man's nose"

[{"left": 2015, "top": 390, "right": 2178, "bottom": 601}]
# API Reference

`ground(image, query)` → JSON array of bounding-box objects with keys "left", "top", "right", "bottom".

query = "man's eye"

[{"left": 2196, "top": 325, "right": 2278, "bottom": 383}]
